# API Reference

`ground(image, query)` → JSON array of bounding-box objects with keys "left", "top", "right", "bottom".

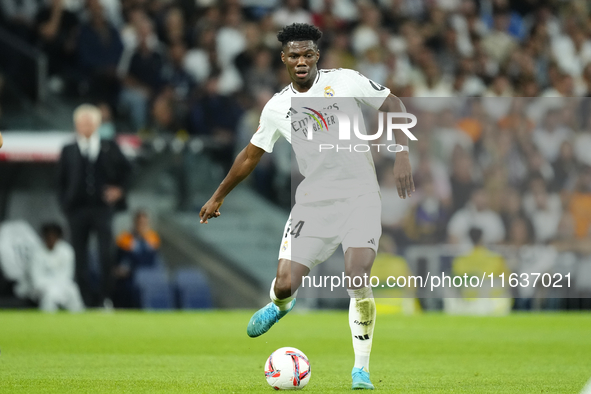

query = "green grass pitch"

[{"left": 0, "top": 310, "right": 590, "bottom": 393}]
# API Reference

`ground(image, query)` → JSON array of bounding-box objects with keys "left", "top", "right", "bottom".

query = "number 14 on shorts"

[{"left": 285, "top": 220, "right": 305, "bottom": 239}]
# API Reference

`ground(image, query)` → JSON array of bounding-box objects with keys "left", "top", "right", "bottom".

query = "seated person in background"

[
  {"left": 370, "top": 234, "right": 420, "bottom": 315},
  {"left": 446, "top": 228, "right": 512, "bottom": 315},
  {"left": 114, "top": 210, "right": 162, "bottom": 307},
  {"left": 31, "top": 223, "right": 85, "bottom": 313},
  {"left": 116, "top": 210, "right": 162, "bottom": 274},
  {"left": 568, "top": 167, "right": 591, "bottom": 239},
  {"left": 447, "top": 186, "right": 505, "bottom": 246}
]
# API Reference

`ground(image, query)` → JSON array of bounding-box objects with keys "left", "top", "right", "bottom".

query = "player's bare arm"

[
  {"left": 199, "top": 142, "right": 265, "bottom": 223},
  {"left": 379, "top": 94, "right": 414, "bottom": 199},
  {"left": 0, "top": 131, "right": 3, "bottom": 149}
]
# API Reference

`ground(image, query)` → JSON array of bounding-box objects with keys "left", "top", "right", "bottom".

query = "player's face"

[{"left": 281, "top": 40, "right": 319, "bottom": 87}]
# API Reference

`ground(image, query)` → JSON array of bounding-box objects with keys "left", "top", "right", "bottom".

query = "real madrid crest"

[{"left": 324, "top": 86, "right": 335, "bottom": 97}]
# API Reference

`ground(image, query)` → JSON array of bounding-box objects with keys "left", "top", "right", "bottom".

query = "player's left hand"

[
  {"left": 393, "top": 152, "right": 414, "bottom": 199},
  {"left": 200, "top": 198, "right": 223, "bottom": 224}
]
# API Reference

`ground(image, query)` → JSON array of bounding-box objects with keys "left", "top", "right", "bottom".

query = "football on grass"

[{"left": 265, "top": 347, "right": 311, "bottom": 390}]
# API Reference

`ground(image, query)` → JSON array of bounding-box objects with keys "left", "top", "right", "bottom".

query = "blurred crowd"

[
  {"left": 373, "top": 96, "right": 591, "bottom": 307},
  {"left": 376, "top": 96, "right": 591, "bottom": 249},
  {"left": 1, "top": 0, "right": 590, "bottom": 141}
]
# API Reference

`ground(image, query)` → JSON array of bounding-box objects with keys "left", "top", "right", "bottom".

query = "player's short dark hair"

[
  {"left": 41, "top": 223, "right": 63, "bottom": 239},
  {"left": 277, "top": 23, "right": 322, "bottom": 47},
  {"left": 468, "top": 227, "right": 483, "bottom": 245}
]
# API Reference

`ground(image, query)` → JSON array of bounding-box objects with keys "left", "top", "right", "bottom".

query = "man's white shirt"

[{"left": 250, "top": 68, "right": 391, "bottom": 203}]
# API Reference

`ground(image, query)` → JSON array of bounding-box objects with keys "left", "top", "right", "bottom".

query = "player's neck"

[{"left": 291, "top": 69, "right": 318, "bottom": 93}]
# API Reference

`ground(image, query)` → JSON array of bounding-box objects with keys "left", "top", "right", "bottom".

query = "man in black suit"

[{"left": 58, "top": 104, "right": 131, "bottom": 308}]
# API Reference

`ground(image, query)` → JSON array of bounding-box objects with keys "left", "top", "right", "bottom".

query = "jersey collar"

[{"left": 289, "top": 70, "right": 321, "bottom": 94}]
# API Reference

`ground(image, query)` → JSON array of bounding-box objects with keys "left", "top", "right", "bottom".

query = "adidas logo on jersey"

[
  {"left": 367, "top": 238, "right": 375, "bottom": 245},
  {"left": 285, "top": 107, "right": 298, "bottom": 119}
]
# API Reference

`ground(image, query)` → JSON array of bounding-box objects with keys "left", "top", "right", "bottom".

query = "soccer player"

[{"left": 200, "top": 23, "right": 414, "bottom": 390}]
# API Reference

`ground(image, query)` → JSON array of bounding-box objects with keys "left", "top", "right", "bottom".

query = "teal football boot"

[{"left": 247, "top": 300, "right": 295, "bottom": 338}]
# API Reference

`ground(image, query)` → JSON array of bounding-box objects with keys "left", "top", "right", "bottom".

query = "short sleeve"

[
  {"left": 250, "top": 104, "right": 282, "bottom": 153},
  {"left": 342, "top": 69, "right": 391, "bottom": 110}
]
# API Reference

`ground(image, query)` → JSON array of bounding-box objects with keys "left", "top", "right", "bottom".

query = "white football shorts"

[{"left": 278, "top": 192, "right": 382, "bottom": 268}]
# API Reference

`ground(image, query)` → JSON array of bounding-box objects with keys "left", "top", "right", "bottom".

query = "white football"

[{"left": 265, "top": 347, "right": 311, "bottom": 390}]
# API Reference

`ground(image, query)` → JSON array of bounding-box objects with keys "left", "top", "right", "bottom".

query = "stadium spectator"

[
  {"left": 447, "top": 228, "right": 512, "bottom": 314},
  {"left": 272, "top": 0, "right": 312, "bottom": 28},
  {"left": 402, "top": 175, "right": 449, "bottom": 244},
  {"left": 432, "top": 109, "right": 472, "bottom": 165},
  {"left": 115, "top": 210, "right": 162, "bottom": 271},
  {"left": 97, "top": 102, "right": 116, "bottom": 139},
  {"left": 568, "top": 167, "right": 591, "bottom": 239},
  {"left": 551, "top": 141, "right": 578, "bottom": 191},
  {"left": 526, "top": 187, "right": 562, "bottom": 244},
  {"left": 358, "top": 47, "right": 388, "bottom": 87},
  {"left": 159, "top": 7, "right": 192, "bottom": 47},
  {"left": 216, "top": 5, "right": 246, "bottom": 71},
  {"left": 0, "top": 221, "right": 43, "bottom": 300},
  {"left": 0, "top": 0, "right": 40, "bottom": 42},
  {"left": 499, "top": 188, "right": 531, "bottom": 238},
  {"left": 234, "top": 23, "right": 264, "bottom": 78},
  {"left": 449, "top": 148, "right": 478, "bottom": 213},
  {"left": 574, "top": 109, "right": 591, "bottom": 167},
  {"left": 351, "top": 5, "right": 381, "bottom": 58},
  {"left": 35, "top": 0, "right": 80, "bottom": 80},
  {"left": 243, "top": 47, "right": 277, "bottom": 93},
  {"left": 77, "top": 0, "right": 124, "bottom": 107},
  {"left": 481, "top": 7, "right": 517, "bottom": 64},
  {"left": 522, "top": 173, "right": 562, "bottom": 219},
  {"left": 453, "top": 228, "right": 511, "bottom": 281},
  {"left": 119, "top": 16, "right": 166, "bottom": 131},
  {"left": 58, "top": 104, "right": 131, "bottom": 308},
  {"left": 504, "top": 216, "right": 534, "bottom": 248},
  {"left": 310, "top": 0, "right": 351, "bottom": 33},
  {"left": 184, "top": 24, "right": 216, "bottom": 85},
  {"left": 447, "top": 187, "right": 505, "bottom": 245},
  {"left": 113, "top": 210, "right": 163, "bottom": 308},
  {"left": 482, "top": 0, "right": 526, "bottom": 41},
  {"left": 551, "top": 19, "right": 591, "bottom": 82},
  {"left": 150, "top": 42, "right": 197, "bottom": 133},
  {"left": 371, "top": 234, "right": 418, "bottom": 315},
  {"left": 411, "top": 147, "right": 452, "bottom": 206},
  {"left": 31, "top": 223, "right": 84, "bottom": 313},
  {"left": 189, "top": 73, "right": 243, "bottom": 170},
  {"left": 120, "top": 8, "right": 157, "bottom": 53},
  {"left": 379, "top": 162, "right": 413, "bottom": 248},
  {"left": 525, "top": 148, "right": 555, "bottom": 184}
]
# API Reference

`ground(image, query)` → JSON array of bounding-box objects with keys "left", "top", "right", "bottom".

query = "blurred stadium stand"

[
  {"left": 133, "top": 267, "right": 175, "bottom": 309},
  {"left": 174, "top": 268, "right": 213, "bottom": 309}
]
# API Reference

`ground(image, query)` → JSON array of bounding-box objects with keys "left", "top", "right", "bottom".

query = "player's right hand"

[{"left": 200, "top": 198, "right": 223, "bottom": 224}]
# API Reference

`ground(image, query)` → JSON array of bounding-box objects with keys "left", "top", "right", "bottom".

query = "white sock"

[
  {"left": 270, "top": 278, "right": 298, "bottom": 311},
  {"left": 347, "top": 287, "right": 376, "bottom": 372}
]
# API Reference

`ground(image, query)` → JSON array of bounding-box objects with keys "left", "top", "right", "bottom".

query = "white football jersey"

[{"left": 250, "top": 68, "right": 391, "bottom": 203}]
